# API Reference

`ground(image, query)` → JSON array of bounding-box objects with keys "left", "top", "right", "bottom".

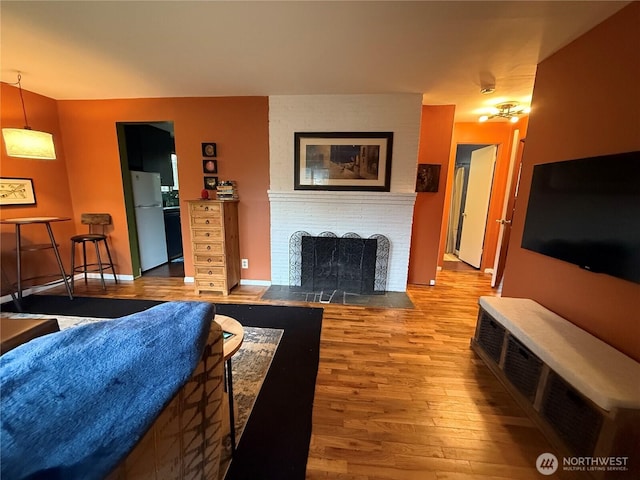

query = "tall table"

[
  {"left": 0, "top": 217, "right": 74, "bottom": 303},
  {"left": 214, "top": 314, "right": 244, "bottom": 455}
]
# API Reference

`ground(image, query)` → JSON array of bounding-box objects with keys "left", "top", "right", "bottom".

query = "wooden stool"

[{"left": 70, "top": 213, "right": 117, "bottom": 292}]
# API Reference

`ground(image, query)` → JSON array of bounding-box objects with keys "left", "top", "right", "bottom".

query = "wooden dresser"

[{"left": 187, "top": 200, "right": 240, "bottom": 295}]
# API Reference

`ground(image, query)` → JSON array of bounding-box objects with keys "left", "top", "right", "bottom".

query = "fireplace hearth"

[{"left": 289, "top": 231, "right": 389, "bottom": 294}]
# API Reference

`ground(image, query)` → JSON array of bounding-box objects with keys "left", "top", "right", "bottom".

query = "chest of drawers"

[{"left": 187, "top": 200, "right": 240, "bottom": 295}]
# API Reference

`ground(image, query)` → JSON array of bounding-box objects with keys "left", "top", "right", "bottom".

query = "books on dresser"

[{"left": 216, "top": 181, "right": 238, "bottom": 200}]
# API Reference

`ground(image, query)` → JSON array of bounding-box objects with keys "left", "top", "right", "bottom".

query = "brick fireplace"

[
  {"left": 267, "top": 93, "right": 422, "bottom": 292},
  {"left": 268, "top": 191, "right": 416, "bottom": 292}
]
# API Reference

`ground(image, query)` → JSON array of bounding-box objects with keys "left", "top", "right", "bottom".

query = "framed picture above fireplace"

[{"left": 294, "top": 132, "right": 393, "bottom": 191}]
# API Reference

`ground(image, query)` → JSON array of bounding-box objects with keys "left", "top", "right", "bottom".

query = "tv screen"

[{"left": 521, "top": 151, "right": 640, "bottom": 284}]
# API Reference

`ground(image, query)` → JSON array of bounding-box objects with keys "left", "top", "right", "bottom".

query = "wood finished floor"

[{"left": 48, "top": 270, "right": 577, "bottom": 480}]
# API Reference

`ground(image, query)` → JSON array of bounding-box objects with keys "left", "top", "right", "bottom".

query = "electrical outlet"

[{"left": 241, "top": 258, "right": 249, "bottom": 269}]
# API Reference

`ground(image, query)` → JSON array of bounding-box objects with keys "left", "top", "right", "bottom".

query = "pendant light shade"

[
  {"left": 2, "top": 73, "right": 57, "bottom": 160},
  {"left": 2, "top": 128, "right": 56, "bottom": 160}
]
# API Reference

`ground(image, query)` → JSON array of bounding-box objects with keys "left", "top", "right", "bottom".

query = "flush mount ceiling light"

[
  {"left": 2, "top": 73, "right": 56, "bottom": 160},
  {"left": 479, "top": 83, "right": 495, "bottom": 95},
  {"left": 479, "top": 102, "right": 530, "bottom": 123}
]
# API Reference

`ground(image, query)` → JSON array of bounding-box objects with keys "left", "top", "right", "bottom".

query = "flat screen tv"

[{"left": 521, "top": 151, "right": 640, "bottom": 284}]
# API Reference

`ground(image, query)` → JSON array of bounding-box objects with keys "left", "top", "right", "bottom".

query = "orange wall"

[
  {"left": 1, "top": 88, "right": 271, "bottom": 284},
  {"left": 502, "top": 3, "right": 640, "bottom": 361},
  {"left": 57, "top": 96, "right": 270, "bottom": 280},
  {"left": 0, "top": 83, "right": 76, "bottom": 285},
  {"left": 437, "top": 119, "right": 528, "bottom": 272},
  {"left": 408, "top": 105, "right": 455, "bottom": 285}
]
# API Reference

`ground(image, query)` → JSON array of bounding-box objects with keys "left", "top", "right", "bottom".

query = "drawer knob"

[
  {"left": 207, "top": 258, "right": 212, "bottom": 263},
  {"left": 205, "top": 219, "right": 210, "bottom": 224},
  {"left": 207, "top": 245, "right": 211, "bottom": 250},
  {"left": 204, "top": 206, "right": 209, "bottom": 211},
  {"left": 209, "top": 282, "right": 215, "bottom": 287},
  {"left": 208, "top": 270, "right": 213, "bottom": 275},
  {"left": 205, "top": 232, "right": 210, "bottom": 237}
]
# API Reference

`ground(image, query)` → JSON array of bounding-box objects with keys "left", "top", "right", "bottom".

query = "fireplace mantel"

[{"left": 268, "top": 190, "right": 416, "bottom": 206}]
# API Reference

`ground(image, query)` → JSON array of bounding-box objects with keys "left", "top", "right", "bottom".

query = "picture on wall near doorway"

[
  {"left": 202, "top": 142, "right": 217, "bottom": 157},
  {"left": 204, "top": 176, "right": 219, "bottom": 190},
  {"left": 0, "top": 177, "right": 36, "bottom": 205},
  {"left": 415, "top": 164, "right": 441, "bottom": 192},
  {"left": 203, "top": 159, "right": 218, "bottom": 174},
  {"left": 294, "top": 132, "right": 393, "bottom": 191}
]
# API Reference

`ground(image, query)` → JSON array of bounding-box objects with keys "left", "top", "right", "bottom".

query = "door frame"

[
  {"left": 116, "top": 121, "right": 179, "bottom": 278},
  {"left": 458, "top": 144, "right": 497, "bottom": 268},
  {"left": 445, "top": 143, "right": 498, "bottom": 269},
  {"left": 116, "top": 123, "right": 142, "bottom": 278},
  {"left": 491, "top": 132, "right": 525, "bottom": 287}
]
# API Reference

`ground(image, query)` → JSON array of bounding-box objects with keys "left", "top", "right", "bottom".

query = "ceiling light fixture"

[
  {"left": 478, "top": 102, "right": 529, "bottom": 123},
  {"left": 2, "top": 73, "right": 56, "bottom": 160},
  {"left": 480, "top": 85, "right": 495, "bottom": 95}
]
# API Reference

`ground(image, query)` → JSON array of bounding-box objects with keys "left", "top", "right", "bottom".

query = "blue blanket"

[{"left": 0, "top": 301, "right": 214, "bottom": 480}]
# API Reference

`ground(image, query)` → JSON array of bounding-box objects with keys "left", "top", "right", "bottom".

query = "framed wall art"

[
  {"left": 204, "top": 176, "right": 219, "bottom": 190},
  {"left": 0, "top": 177, "right": 36, "bottom": 206},
  {"left": 294, "top": 132, "right": 393, "bottom": 191},
  {"left": 202, "top": 142, "right": 217, "bottom": 157},
  {"left": 415, "top": 164, "right": 441, "bottom": 192},
  {"left": 203, "top": 159, "right": 218, "bottom": 174}
]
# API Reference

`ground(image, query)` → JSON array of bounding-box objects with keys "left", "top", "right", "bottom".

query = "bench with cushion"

[{"left": 472, "top": 296, "right": 640, "bottom": 478}]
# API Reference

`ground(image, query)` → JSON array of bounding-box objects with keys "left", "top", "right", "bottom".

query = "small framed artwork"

[
  {"left": 0, "top": 177, "right": 37, "bottom": 206},
  {"left": 204, "top": 176, "right": 219, "bottom": 190},
  {"left": 294, "top": 132, "right": 393, "bottom": 191},
  {"left": 415, "top": 164, "right": 441, "bottom": 192},
  {"left": 202, "top": 142, "right": 217, "bottom": 157},
  {"left": 203, "top": 159, "right": 218, "bottom": 174}
]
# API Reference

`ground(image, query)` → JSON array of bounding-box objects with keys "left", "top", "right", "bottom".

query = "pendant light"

[{"left": 2, "top": 73, "right": 56, "bottom": 160}]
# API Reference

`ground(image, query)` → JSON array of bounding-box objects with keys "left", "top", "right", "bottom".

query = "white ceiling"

[{"left": 0, "top": 1, "right": 629, "bottom": 122}]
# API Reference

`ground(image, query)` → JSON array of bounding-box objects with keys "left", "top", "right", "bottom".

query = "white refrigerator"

[{"left": 131, "top": 171, "right": 168, "bottom": 272}]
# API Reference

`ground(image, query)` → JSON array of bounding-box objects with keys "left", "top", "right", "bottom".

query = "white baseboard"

[
  {"left": 0, "top": 274, "right": 134, "bottom": 306},
  {"left": 1, "top": 276, "right": 273, "bottom": 305},
  {"left": 1, "top": 278, "right": 69, "bottom": 305},
  {"left": 484, "top": 268, "right": 494, "bottom": 274},
  {"left": 80, "top": 273, "right": 134, "bottom": 281}
]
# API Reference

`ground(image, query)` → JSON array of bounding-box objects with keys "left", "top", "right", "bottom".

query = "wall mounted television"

[{"left": 521, "top": 151, "right": 640, "bottom": 284}]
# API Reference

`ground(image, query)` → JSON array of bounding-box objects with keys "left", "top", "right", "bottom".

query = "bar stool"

[{"left": 70, "top": 213, "right": 118, "bottom": 292}]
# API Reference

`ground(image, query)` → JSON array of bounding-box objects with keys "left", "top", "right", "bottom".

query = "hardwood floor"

[{"left": 47, "top": 270, "right": 575, "bottom": 479}]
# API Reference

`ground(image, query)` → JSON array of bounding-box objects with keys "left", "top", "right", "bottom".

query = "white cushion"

[{"left": 479, "top": 296, "right": 640, "bottom": 412}]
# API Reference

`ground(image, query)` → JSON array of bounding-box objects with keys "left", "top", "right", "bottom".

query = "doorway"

[
  {"left": 444, "top": 144, "right": 497, "bottom": 270},
  {"left": 116, "top": 121, "right": 184, "bottom": 278}
]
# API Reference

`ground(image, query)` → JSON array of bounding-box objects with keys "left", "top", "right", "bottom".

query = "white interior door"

[{"left": 458, "top": 145, "right": 497, "bottom": 268}]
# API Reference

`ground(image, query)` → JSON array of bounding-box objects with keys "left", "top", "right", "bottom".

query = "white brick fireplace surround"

[
  {"left": 268, "top": 191, "right": 416, "bottom": 291},
  {"left": 268, "top": 94, "right": 422, "bottom": 292}
]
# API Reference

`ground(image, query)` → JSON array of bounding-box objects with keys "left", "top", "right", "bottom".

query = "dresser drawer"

[
  {"left": 191, "top": 228, "right": 223, "bottom": 242},
  {"left": 190, "top": 202, "right": 222, "bottom": 216},
  {"left": 192, "top": 242, "right": 224, "bottom": 255},
  {"left": 195, "top": 266, "right": 226, "bottom": 277},
  {"left": 195, "top": 278, "right": 228, "bottom": 292},
  {"left": 193, "top": 254, "right": 225, "bottom": 266},
  {"left": 190, "top": 215, "right": 222, "bottom": 227}
]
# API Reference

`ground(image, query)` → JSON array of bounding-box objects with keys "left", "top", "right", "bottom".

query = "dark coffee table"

[{"left": 0, "top": 317, "right": 60, "bottom": 355}]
